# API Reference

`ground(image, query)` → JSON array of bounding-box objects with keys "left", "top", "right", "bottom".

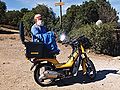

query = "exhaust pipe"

[{"left": 44, "top": 70, "right": 64, "bottom": 79}]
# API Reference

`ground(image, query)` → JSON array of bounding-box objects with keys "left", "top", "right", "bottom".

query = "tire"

[
  {"left": 34, "top": 64, "right": 55, "bottom": 86},
  {"left": 72, "top": 56, "right": 81, "bottom": 76},
  {"left": 86, "top": 59, "right": 96, "bottom": 79}
]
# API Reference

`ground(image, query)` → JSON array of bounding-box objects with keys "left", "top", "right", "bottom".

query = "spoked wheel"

[
  {"left": 86, "top": 59, "right": 96, "bottom": 79},
  {"left": 34, "top": 64, "right": 55, "bottom": 86},
  {"left": 82, "top": 58, "right": 96, "bottom": 80}
]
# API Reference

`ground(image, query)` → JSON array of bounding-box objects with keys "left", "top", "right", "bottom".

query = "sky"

[{"left": 2, "top": 0, "right": 120, "bottom": 21}]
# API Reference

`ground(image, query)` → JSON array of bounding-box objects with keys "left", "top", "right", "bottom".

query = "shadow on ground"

[{"left": 55, "top": 70, "right": 119, "bottom": 87}]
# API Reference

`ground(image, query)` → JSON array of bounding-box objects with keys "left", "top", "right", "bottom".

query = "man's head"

[
  {"left": 34, "top": 14, "right": 42, "bottom": 21},
  {"left": 34, "top": 14, "right": 42, "bottom": 26}
]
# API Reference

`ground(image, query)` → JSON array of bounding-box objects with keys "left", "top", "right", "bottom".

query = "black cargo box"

[{"left": 25, "top": 42, "right": 45, "bottom": 58}]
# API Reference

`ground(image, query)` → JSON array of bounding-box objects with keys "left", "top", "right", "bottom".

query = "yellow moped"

[{"left": 19, "top": 22, "right": 96, "bottom": 86}]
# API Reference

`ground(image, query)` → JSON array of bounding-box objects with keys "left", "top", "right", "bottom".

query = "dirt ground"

[{"left": 0, "top": 33, "right": 120, "bottom": 90}]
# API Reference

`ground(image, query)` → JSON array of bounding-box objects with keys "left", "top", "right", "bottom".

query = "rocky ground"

[{"left": 0, "top": 33, "right": 120, "bottom": 90}]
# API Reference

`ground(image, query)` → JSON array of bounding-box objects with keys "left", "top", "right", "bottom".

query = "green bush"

[
  {"left": 90, "top": 24, "right": 115, "bottom": 55},
  {"left": 68, "top": 23, "right": 117, "bottom": 55}
]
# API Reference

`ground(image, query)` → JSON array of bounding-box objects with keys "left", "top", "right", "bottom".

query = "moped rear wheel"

[{"left": 34, "top": 64, "right": 55, "bottom": 86}]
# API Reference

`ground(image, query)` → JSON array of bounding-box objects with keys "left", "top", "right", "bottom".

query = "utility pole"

[
  {"left": 60, "top": 0, "right": 62, "bottom": 29},
  {"left": 55, "top": 0, "right": 64, "bottom": 30}
]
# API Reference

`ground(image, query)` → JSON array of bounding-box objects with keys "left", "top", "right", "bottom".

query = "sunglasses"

[{"left": 36, "top": 16, "right": 42, "bottom": 20}]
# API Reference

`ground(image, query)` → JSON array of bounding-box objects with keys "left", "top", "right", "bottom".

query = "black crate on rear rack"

[{"left": 25, "top": 42, "right": 44, "bottom": 58}]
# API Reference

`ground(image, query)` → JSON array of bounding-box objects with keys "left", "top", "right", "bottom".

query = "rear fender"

[{"left": 30, "top": 60, "right": 56, "bottom": 71}]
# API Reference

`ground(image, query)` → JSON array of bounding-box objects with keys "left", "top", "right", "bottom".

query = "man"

[
  {"left": 31, "top": 14, "right": 60, "bottom": 54},
  {"left": 31, "top": 14, "right": 46, "bottom": 42}
]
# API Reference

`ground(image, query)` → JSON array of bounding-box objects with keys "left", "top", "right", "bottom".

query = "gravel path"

[{"left": 0, "top": 34, "right": 120, "bottom": 90}]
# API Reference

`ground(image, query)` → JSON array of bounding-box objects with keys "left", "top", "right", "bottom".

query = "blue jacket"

[{"left": 31, "top": 24, "right": 60, "bottom": 52}]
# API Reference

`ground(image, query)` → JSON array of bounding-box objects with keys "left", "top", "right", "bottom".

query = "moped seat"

[{"left": 49, "top": 49, "right": 60, "bottom": 55}]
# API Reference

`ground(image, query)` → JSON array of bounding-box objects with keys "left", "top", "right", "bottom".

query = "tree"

[
  {"left": 0, "top": 0, "right": 7, "bottom": 24},
  {"left": 20, "top": 8, "right": 29, "bottom": 16},
  {"left": 61, "top": 5, "right": 81, "bottom": 33},
  {"left": 96, "top": 0, "right": 119, "bottom": 23},
  {"left": 61, "top": 1, "right": 99, "bottom": 33},
  {"left": 80, "top": 1, "right": 99, "bottom": 24},
  {"left": 5, "top": 10, "right": 23, "bottom": 26},
  {"left": 61, "top": 0, "right": 118, "bottom": 34},
  {"left": 22, "top": 11, "right": 35, "bottom": 37}
]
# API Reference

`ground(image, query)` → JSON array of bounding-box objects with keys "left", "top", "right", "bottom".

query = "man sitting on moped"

[{"left": 31, "top": 14, "right": 60, "bottom": 55}]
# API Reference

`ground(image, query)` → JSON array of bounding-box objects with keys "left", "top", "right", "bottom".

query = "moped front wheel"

[
  {"left": 86, "top": 59, "right": 96, "bottom": 79},
  {"left": 34, "top": 64, "right": 55, "bottom": 86},
  {"left": 82, "top": 58, "right": 96, "bottom": 80}
]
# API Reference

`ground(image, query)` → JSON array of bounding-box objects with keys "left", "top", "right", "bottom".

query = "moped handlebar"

[
  {"left": 62, "top": 35, "right": 85, "bottom": 46},
  {"left": 62, "top": 35, "right": 91, "bottom": 49}
]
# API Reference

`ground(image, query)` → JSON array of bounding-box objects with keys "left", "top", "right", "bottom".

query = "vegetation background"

[{"left": 0, "top": 0, "right": 120, "bottom": 56}]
